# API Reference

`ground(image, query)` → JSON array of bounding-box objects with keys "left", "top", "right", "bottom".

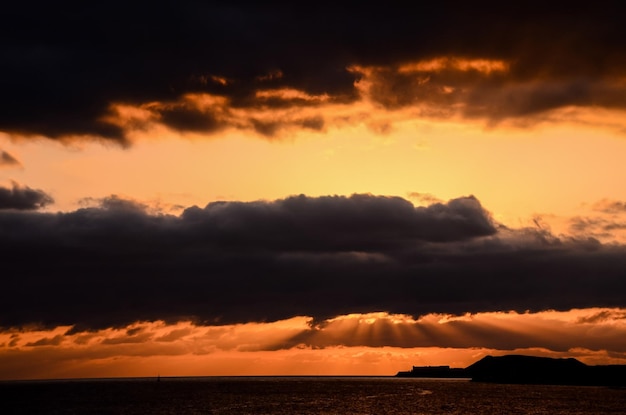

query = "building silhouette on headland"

[
  {"left": 396, "top": 355, "right": 626, "bottom": 387},
  {"left": 396, "top": 365, "right": 468, "bottom": 378}
]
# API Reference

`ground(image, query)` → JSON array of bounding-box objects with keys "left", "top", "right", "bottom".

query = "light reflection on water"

[{"left": 1, "top": 377, "right": 625, "bottom": 414}]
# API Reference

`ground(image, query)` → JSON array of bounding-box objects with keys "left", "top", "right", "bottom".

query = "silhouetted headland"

[{"left": 396, "top": 355, "right": 626, "bottom": 387}]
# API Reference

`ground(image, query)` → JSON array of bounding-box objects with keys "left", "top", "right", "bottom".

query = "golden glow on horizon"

[
  {"left": 2, "top": 309, "right": 626, "bottom": 380},
  {"left": 0, "top": 24, "right": 624, "bottom": 384}
]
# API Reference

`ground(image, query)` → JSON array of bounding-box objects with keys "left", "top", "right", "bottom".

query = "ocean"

[{"left": 1, "top": 377, "right": 625, "bottom": 414}]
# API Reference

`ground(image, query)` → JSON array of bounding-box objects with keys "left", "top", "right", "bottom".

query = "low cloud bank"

[{"left": 1, "top": 193, "right": 624, "bottom": 329}]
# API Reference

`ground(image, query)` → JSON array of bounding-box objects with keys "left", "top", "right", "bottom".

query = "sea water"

[{"left": 1, "top": 377, "right": 625, "bottom": 414}]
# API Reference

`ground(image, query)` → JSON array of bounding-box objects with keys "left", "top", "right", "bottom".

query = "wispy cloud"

[{"left": 0, "top": 150, "right": 21, "bottom": 168}]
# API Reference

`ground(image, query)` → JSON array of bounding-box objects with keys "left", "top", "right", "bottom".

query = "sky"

[{"left": 2, "top": 2, "right": 626, "bottom": 380}]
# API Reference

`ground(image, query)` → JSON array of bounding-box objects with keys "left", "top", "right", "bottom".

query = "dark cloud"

[
  {"left": 158, "top": 106, "right": 225, "bottom": 134},
  {"left": 0, "top": 194, "right": 625, "bottom": 330},
  {"left": 0, "top": 151, "right": 21, "bottom": 167},
  {"left": 248, "top": 116, "right": 325, "bottom": 137},
  {"left": 0, "top": 183, "right": 53, "bottom": 210},
  {"left": 359, "top": 65, "right": 626, "bottom": 125},
  {"left": 77, "top": 195, "right": 147, "bottom": 212},
  {"left": 1, "top": 3, "right": 625, "bottom": 141}
]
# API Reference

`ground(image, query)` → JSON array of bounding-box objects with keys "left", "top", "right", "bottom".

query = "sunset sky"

[{"left": 2, "top": 3, "right": 626, "bottom": 380}]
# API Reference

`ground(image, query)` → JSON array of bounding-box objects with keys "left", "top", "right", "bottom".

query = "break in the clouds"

[
  {"left": 0, "top": 182, "right": 53, "bottom": 210},
  {"left": 1, "top": 193, "right": 626, "bottom": 330},
  {"left": 1, "top": 3, "right": 626, "bottom": 142}
]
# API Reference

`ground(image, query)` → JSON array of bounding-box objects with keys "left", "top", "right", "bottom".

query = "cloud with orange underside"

[
  {"left": 86, "top": 56, "right": 626, "bottom": 145},
  {"left": 2, "top": 309, "right": 626, "bottom": 379}
]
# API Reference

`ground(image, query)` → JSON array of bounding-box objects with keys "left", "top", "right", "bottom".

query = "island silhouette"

[{"left": 396, "top": 355, "right": 626, "bottom": 387}]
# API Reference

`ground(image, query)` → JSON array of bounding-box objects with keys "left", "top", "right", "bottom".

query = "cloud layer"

[
  {"left": 2, "top": 3, "right": 626, "bottom": 142},
  {"left": 3, "top": 308, "right": 626, "bottom": 380},
  {"left": 1, "top": 194, "right": 625, "bottom": 330},
  {"left": 278, "top": 309, "right": 626, "bottom": 352}
]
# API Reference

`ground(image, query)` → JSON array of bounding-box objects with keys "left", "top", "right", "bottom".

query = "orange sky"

[
  {"left": 3, "top": 59, "right": 626, "bottom": 378},
  {"left": 2, "top": 5, "right": 626, "bottom": 379},
  {"left": 3, "top": 88, "right": 626, "bottom": 241},
  {"left": 3, "top": 309, "right": 626, "bottom": 380}
]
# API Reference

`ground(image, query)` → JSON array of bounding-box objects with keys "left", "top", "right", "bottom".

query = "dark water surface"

[{"left": 1, "top": 377, "right": 625, "bottom": 414}]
